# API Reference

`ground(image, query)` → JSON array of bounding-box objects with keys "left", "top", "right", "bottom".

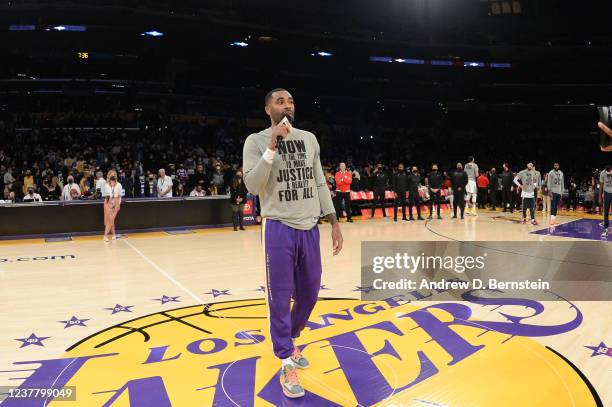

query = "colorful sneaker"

[
  {"left": 291, "top": 346, "right": 309, "bottom": 369},
  {"left": 531, "top": 219, "right": 539, "bottom": 225},
  {"left": 280, "top": 364, "right": 305, "bottom": 398},
  {"left": 522, "top": 219, "right": 527, "bottom": 224}
]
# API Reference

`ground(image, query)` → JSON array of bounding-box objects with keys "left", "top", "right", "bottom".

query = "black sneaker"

[
  {"left": 240, "top": 227, "right": 246, "bottom": 231},
  {"left": 393, "top": 218, "right": 397, "bottom": 222},
  {"left": 417, "top": 217, "right": 425, "bottom": 221},
  {"left": 409, "top": 217, "right": 415, "bottom": 221},
  {"left": 233, "top": 226, "right": 238, "bottom": 231},
  {"left": 452, "top": 215, "right": 457, "bottom": 219},
  {"left": 428, "top": 215, "right": 433, "bottom": 220},
  {"left": 437, "top": 215, "right": 442, "bottom": 219},
  {"left": 347, "top": 219, "right": 353, "bottom": 223}
]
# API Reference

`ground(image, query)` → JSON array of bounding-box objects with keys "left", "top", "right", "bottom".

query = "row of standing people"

[{"left": 330, "top": 158, "right": 579, "bottom": 224}]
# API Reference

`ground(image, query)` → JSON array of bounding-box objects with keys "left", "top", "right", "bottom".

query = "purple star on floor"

[
  {"left": 58, "top": 316, "right": 90, "bottom": 329},
  {"left": 205, "top": 289, "right": 230, "bottom": 298},
  {"left": 353, "top": 286, "right": 375, "bottom": 294},
  {"left": 153, "top": 295, "right": 181, "bottom": 305},
  {"left": 320, "top": 285, "right": 330, "bottom": 290},
  {"left": 105, "top": 304, "right": 134, "bottom": 314},
  {"left": 585, "top": 342, "right": 612, "bottom": 357},
  {"left": 15, "top": 333, "right": 50, "bottom": 348},
  {"left": 254, "top": 285, "right": 266, "bottom": 293}
]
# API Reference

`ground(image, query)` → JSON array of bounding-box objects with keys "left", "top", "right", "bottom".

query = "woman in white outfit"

[{"left": 103, "top": 169, "right": 122, "bottom": 242}]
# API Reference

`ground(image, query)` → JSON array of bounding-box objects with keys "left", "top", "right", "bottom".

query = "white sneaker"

[
  {"left": 111, "top": 235, "right": 117, "bottom": 240},
  {"left": 103, "top": 236, "right": 110, "bottom": 243}
]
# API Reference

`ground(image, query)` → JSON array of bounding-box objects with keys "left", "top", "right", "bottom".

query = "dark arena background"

[{"left": 0, "top": 1, "right": 610, "bottom": 406}]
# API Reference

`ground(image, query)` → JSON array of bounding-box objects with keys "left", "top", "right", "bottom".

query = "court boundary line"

[{"left": 122, "top": 239, "right": 206, "bottom": 304}]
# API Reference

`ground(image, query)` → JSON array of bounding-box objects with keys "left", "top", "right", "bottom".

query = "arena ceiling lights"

[
  {"left": 52, "top": 25, "right": 86, "bottom": 32},
  {"left": 370, "top": 56, "right": 511, "bottom": 69},
  {"left": 9, "top": 25, "right": 36, "bottom": 31},
  {"left": 311, "top": 51, "right": 333, "bottom": 57},
  {"left": 141, "top": 30, "right": 164, "bottom": 37}
]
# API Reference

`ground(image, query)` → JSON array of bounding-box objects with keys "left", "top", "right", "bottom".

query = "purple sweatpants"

[{"left": 263, "top": 218, "right": 322, "bottom": 359}]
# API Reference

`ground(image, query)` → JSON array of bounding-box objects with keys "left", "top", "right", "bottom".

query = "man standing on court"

[
  {"left": 599, "top": 165, "right": 612, "bottom": 238},
  {"left": 451, "top": 162, "right": 468, "bottom": 219},
  {"left": 547, "top": 162, "right": 564, "bottom": 225},
  {"left": 334, "top": 162, "right": 353, "bottom": 222},
  {"left": 371, "top": 163, "right": 388, "bottom": 218},
  {"left": 243, "top": 88, "right": 343, "bottom": 399},
  {"left": 501, "top": 163, "right": 514, "bottom": 213},
  {"left": 407, "top": 166, "right": 424, "bottom": 220},
  {"left": 464, "top": 156, "right": 479, "bottom": 216},
  {"left": 392, "top": 163, "right": 409, "bottom": 222},
  {"left": 488, "top": 167, "right": 499, "bottom": 211},
  {"left": 533, "top": 164, "right": 542, "bottom": 212},
  {"left": 426, "top": 164, "right": 443, "bottom": 219},
  {"left": 514, "top": 162, "right": 539, "bottom": 225}
]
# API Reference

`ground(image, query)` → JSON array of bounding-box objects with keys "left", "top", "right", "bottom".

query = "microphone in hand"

[{"left": 277, "top": 112, "right": 293, "bottom": 142}]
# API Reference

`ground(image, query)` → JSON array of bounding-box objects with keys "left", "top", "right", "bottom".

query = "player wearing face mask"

[
  {"left": 426, "top": 164, "right": 444, "bottom": 219},
  {"left": 407, "top": 166, "right": 424, "bottom": 221},
  {"left": 451, "top": 163, "right": 468, "bottom": 219}
]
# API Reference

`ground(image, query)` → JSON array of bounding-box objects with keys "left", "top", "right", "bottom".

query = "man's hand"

[
  {"left": 598, "top": 121, "right": 612, "bottom": 138},
  {"left": 268, "top": 121, "right": 291, "bottom": 151},
  {"left": 325, "top": 213, "right": 343, "bottom": 255},
  {"left": 331, "top": 222, "right": 343, "bottom": 256},
  {"left": 598, "top": 122, "right": 612, "bottom": 151}
]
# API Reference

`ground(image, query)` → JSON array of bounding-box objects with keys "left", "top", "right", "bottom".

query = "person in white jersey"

[{"left": 464, "top": 156, "right": 479, "bottom": 215}]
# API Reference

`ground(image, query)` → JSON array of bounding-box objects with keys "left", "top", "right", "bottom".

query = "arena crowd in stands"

[{"left": 0, "top": 112, "right": 603, "bottom": 210}]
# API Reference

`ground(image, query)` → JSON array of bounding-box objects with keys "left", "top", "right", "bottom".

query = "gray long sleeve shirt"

[
  {"left": 547, "top": 170, "right": 565, "bottom": 195},
  {"left": 242, "top": 126, "right": 335, "bottom": 230},
  {"left": 514, "top": 169, "right": 538, "bottom": 198}
]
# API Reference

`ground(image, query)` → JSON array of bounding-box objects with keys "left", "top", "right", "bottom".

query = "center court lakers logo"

[{"left": 6, "top": 295, "right": 601, "bottom": 406}]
